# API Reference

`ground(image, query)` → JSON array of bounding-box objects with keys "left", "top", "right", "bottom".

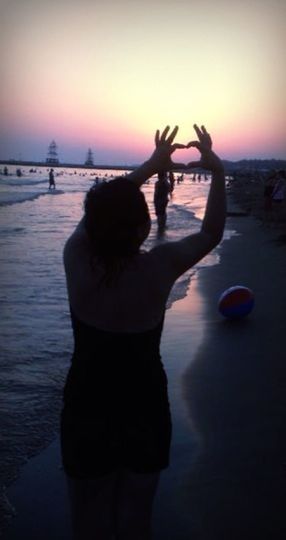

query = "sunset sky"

[{"left": 0, "top": 0, "right": 285, "bottom": 164}]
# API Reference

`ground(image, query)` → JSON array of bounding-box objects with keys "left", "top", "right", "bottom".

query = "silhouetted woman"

[{"left": 61, "top": 124, "right": 226, "bottom": 539}]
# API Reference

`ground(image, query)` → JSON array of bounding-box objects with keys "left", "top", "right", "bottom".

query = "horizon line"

[{"left": 1, "top": 157, "right": 286, "bottom": 167}]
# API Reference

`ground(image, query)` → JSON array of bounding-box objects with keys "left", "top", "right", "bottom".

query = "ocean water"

[{"left": 0, "top": 165, "right": 226, "bottom": 529}]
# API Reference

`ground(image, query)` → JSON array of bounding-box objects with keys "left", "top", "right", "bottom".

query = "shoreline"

[{"left": 2, "top": 192, "right": 286, "bottom": 538}]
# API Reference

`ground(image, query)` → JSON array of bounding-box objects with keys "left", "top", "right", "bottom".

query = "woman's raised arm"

[{"left": 152, "top": 124, "right": 226, "bottom": 278}]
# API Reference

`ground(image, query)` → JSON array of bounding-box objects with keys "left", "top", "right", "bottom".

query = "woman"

[{"left": 61, "top": 124, "right": 226, "bottom": 539}]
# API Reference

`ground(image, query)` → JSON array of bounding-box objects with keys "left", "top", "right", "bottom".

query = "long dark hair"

[{"left": 84, "top": 177, "right": 150, "bottom": 283}]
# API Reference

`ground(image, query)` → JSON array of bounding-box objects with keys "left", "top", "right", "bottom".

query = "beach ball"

[{"left": 218, "top": 285, "right": 254, "bottom": 319}]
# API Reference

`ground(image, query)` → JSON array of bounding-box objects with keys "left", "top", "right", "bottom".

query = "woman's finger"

[
  {"left": 193, "top": 124, "right": 203, "bottom": 141},
  {"left": 161, "top": 125, "right": 170, "bottom": 142},
  {"left": 201, "top": 125, "right": 212, "bottom": 147},
  {"left": 166, "top": 125, "right": 179, "bottom": 144},
  {"left": 187, "top": 141, "right": 202, "bottom": 151},
  {"left": 171, "top": 142, "right": 186, "bottom": 151},
  {"left": 155, "top": 129, "right": 160, "bottom": 147}
]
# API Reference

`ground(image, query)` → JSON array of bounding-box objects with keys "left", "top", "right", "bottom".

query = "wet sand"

[
  {"left": 181, "top": 213, "right": 286, "bottom": 539},
  {"left": 3, "top": 199, "right": 286, "bottom": 539}
]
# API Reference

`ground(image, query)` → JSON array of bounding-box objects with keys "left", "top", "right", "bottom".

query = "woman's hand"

[
  {"left": 186, "top": 125, "right": 223, "bottom": 172},
  {"left": 149, "top": 125, "right": 186, "bottom": 172}
]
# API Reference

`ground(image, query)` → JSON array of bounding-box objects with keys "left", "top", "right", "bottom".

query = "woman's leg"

[
  {"left": 115, "top": 470, "right": 160, "bottom": 540},
  {"left": 67, "top": 472, "right": 118, "bottom": 540}
]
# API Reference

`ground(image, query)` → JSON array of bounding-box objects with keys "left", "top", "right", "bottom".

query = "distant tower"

[
  {"left": 46, "top": 140, "right": 59, "bottom": 164},
  {"left": 85, "top": 148, "right": 94, "bottom": 166}
]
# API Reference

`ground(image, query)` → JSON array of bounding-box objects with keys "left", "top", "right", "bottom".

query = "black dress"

[{"left": 61, "top": 310, "right": 172, "bottom": 478}]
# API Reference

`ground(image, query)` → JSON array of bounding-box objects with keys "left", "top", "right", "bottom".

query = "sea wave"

[
  {"left": 0, "top": 178, "right": 47, "bottom": 187},
  {"left": 0, "top": 190, "right": 66, "bottom": 207}
]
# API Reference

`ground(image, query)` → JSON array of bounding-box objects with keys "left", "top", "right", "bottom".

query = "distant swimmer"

[
  {"left": 48, "top": 168, "right": 56, "bottom": 190},
  {"left": 169, "top": 170, "right": 175, "bottom": 196},
  {"left": 154, "top": 171, "right": 170, "bottom": 233}
]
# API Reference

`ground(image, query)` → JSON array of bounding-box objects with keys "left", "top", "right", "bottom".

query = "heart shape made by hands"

[{"left": 172, "top": 144, "right": 202, "bottom": 169}]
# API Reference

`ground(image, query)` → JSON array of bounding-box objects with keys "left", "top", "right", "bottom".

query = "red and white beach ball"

[{"left": 218, "top": 285, "right": 254, "bottom": 319}]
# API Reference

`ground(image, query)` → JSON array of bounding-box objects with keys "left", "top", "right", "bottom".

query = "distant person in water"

[
  {"left": 48, "top": 168, "right": 55, "bottom": 190},
  {"left": 154, "top": 170, "right": 170, "bottom": 233},
  {"left": 169, "top": 170, "right": 175, "bottom": 196},
  {"left": 60, "top": 124, "right": 226, "bottom": 539}
]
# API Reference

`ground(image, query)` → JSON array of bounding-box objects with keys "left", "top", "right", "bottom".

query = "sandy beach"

[
  {"left": 2, "top": 185, "right": 286, "bottom": 539},
  {"left": 182, "top": 214, "right": 286, "bottom": 539}
]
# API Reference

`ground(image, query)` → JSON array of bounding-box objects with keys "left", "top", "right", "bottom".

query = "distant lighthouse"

[
  {"left": 46, "top": 140, "right": 59, "bottom": 164},
  {"left": 85, "top": 148, "right": 94, "bottom": 166}
]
